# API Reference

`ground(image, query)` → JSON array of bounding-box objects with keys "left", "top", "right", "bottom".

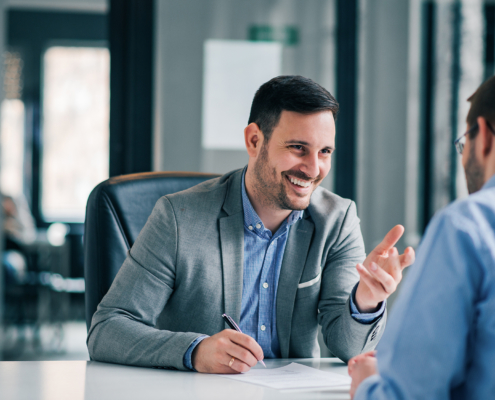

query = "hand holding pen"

[
  {"left": 191, "top": 315, "right": 265, "bottom": 373},
  {"left": 222, "top": 314, "right": 266, "bottom": 367}
]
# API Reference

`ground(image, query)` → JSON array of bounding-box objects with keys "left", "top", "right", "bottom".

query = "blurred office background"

[{"left": 0, "top": 0, "right": 493, "bottom": 360}]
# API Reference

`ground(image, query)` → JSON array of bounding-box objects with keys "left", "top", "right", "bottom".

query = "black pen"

[{"left": 222, "top": 313, "right": 266, "bottom": 367}]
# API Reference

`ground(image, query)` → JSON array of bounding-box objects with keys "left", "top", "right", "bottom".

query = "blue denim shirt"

[{"left": 184, "top": 168, "right": 385, "bottom": 370}]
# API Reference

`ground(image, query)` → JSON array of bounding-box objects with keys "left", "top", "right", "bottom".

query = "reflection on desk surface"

[{"left": 0, "top": 358, "right": 350, "bottom": 400}]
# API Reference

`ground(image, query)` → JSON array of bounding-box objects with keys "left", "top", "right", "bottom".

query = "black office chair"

[{"left": 83, "top": 171, "right": 220, "bottom": 331}]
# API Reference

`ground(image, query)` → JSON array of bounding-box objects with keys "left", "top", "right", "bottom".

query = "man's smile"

[
  {"left": 285, "top": 174, "right": 313, "bottom": 193},
  {"left": 287, "top": 175, "right": 311, "bottom": 187}
]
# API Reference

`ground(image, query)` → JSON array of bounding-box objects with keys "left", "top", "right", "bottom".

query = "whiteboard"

[{"left": 202, "top": 40, "right": 282, "bottom": 150}]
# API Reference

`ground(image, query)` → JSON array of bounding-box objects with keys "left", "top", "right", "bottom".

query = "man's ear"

[
  {"left": 478, "top": 116, "right": 494, "bottom": 157},
  {"left": 244, "top": 123, "right": 264, "bottom": 157}
]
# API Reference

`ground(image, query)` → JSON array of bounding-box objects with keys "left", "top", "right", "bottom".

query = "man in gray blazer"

[{"left": 87, "top": 76, "right": 414, "bottom": 373}]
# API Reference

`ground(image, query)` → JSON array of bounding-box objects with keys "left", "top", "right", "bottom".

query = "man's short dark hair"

[
  {"left": 467, "top": 75, "right": 495, "bottom": 139},
  {"left": 248, "top": 75, "right": 339, "bottom": 141}
]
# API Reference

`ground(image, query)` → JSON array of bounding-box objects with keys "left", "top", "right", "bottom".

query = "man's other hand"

[
  {"left": 192, "top": 330, "right": 264, "bottom": 374},
  {"left": 355, "top": 225, "right": 415, "bottom": 312},
  {"left": 348, "top": 351, "right": 378, "bottom": 399}
]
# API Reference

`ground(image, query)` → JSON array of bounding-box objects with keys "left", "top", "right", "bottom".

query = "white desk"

[{"left": 0, "top": 358, "right": 350, "bottom": 399}]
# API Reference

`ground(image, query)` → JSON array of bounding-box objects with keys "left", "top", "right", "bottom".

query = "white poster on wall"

[{"left": 202, "top": 39, "right": 282, "bottom": 150}]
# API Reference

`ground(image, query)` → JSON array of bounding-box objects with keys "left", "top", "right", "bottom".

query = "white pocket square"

[{"left": 297, "top": 272, "right": 321, "bottom": 289}]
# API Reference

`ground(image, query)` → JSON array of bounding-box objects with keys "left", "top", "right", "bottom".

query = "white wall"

[{"left": 357, "top": 0, "right": 422, "bottom": 255}]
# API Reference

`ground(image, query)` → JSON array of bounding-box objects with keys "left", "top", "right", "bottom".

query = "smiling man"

[{"left": 87, "top": 76, "right": 414, "bottom": 373}]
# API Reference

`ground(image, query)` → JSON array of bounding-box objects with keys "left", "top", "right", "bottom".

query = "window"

[
  {"left": 1, "top": 51, "right": 25, "bottom": 198},
  {"left": 41, "top": 46, "right": 109, "bottom": 222}
]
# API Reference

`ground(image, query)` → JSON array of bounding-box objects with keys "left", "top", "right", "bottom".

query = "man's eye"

[{"left": 291, "top": 145, "right": 303, "bottom": 150}]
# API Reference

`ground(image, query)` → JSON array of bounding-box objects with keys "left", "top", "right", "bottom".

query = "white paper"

[
  {"left": 202, "top": 39, "right": 282, "bottom": 150},
  {"left": 218, "top": 362, "right": 351, "bottom": 391}
]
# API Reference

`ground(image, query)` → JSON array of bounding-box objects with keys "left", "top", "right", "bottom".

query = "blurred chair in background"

[{"left": 2, "top": 193, "right": 83, "bottom": 359}]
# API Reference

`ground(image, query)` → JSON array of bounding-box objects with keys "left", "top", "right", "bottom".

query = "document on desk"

[{"left": 218, "top": 362, "right": 351, "bottom": 391}]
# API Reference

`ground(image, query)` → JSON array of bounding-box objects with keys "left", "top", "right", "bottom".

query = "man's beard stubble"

[
  {"left": 252, "top": 142, "right": 322, "bottom": 211},
  {"left": 465, "top": 143, "right": 485, "bottom": 194}
]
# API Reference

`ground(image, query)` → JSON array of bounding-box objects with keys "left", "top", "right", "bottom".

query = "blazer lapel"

[
  {"left": 276, "top": 217, "right": 314, "bottom": 358},
  {"left": 219, "top": 170, "right": 244, "bottom": 324}
]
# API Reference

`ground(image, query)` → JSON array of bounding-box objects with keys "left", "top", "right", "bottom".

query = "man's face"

[
  {"left": 462, "top": 124, "right": 485, "bottom": 194},
  {"left": 252, "top": 110, "right": 335, "bottom": 211}
]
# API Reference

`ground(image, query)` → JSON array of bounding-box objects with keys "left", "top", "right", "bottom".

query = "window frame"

[{"left": 7, "top": 9, "right": 107, "bottom": 227}]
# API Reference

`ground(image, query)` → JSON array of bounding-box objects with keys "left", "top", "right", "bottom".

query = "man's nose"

[{"left": 301, "top": 152, "right": 319, "bottom": 178}]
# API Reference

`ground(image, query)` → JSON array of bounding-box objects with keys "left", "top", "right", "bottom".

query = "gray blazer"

[{"left": 87, "top": 169, "right": 386, "bottom": 370}]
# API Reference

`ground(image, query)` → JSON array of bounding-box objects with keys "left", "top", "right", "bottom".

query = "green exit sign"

[{"left": 248, "top": 25, "right": 299, "bottom": 46}]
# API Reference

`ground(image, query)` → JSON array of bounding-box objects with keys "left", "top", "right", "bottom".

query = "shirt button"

[
  {"left": 263, "top": 282, "right": 269, "bottom": 289},
  {"left": 256, "top": 223, "right": 261, "bottom": 229},
  {"left": 248, "top": 225, "right": 253, "bottom": 230},
  {"left": 260, "top": 325, "right": 266, "bottom": 331}
]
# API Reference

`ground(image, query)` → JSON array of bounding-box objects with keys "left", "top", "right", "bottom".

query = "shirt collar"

[
  {"left": 241, "top": 167, "right": 303, "bottom": 232},
  {"left": 482, "top": 174, "right": 495, "bottom": 190}
]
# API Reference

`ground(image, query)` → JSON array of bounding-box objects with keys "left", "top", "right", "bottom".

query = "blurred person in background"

[
  {"left": 2, "top": 193, "right": 36, "bottom": 285},
  {"left": 348, "top": 75, "right": 495, "bottom": 399}
]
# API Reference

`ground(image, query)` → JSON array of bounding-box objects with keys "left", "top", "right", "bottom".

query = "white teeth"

[{"left": 289, "top": 176, "right": 311, "bottom": 188}]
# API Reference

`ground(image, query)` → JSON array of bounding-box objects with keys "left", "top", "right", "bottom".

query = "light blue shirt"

[
  {"left": 238, "top": 169, "right": 303, "bottom": 358},
  {"left": 184, "top": 168, "right": 385, "bottom": 369},
  {"left": 355, "top": 175, "right": 495, "bottom": 400}
]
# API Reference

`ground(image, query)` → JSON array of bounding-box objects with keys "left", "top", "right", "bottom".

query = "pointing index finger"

[{"left": 371, "top": 225, "right": 404, "bottom": 256}]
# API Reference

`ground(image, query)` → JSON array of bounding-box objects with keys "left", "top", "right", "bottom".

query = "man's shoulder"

[
  {"left": 163, "top": 168, "right": 242, "bottom": 210},
  {"left": 436, "top": 185, "right": 495, "bottom": 229},
  {"left": 426, "top": 186, "right": 495, "bottom": 265},
  {"left": 308, "top": 186, "right": 356, "bottom": 222}
]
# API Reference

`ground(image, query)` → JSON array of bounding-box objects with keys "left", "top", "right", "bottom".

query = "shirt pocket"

[{"left": 296, "top": 272, "right": 321, "bottom": 300}]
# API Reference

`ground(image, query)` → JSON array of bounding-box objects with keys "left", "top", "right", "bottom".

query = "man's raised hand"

[{"left": 355, "top": 225, "right": 415, "bottom": 312}]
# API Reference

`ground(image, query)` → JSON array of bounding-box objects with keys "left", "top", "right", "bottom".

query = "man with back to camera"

[
  {"left": 348, "top": 76, "right": 495, "bottom": 399},
  {"left": 87, "top": 75, "right": 415, "bottom": 373}
]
